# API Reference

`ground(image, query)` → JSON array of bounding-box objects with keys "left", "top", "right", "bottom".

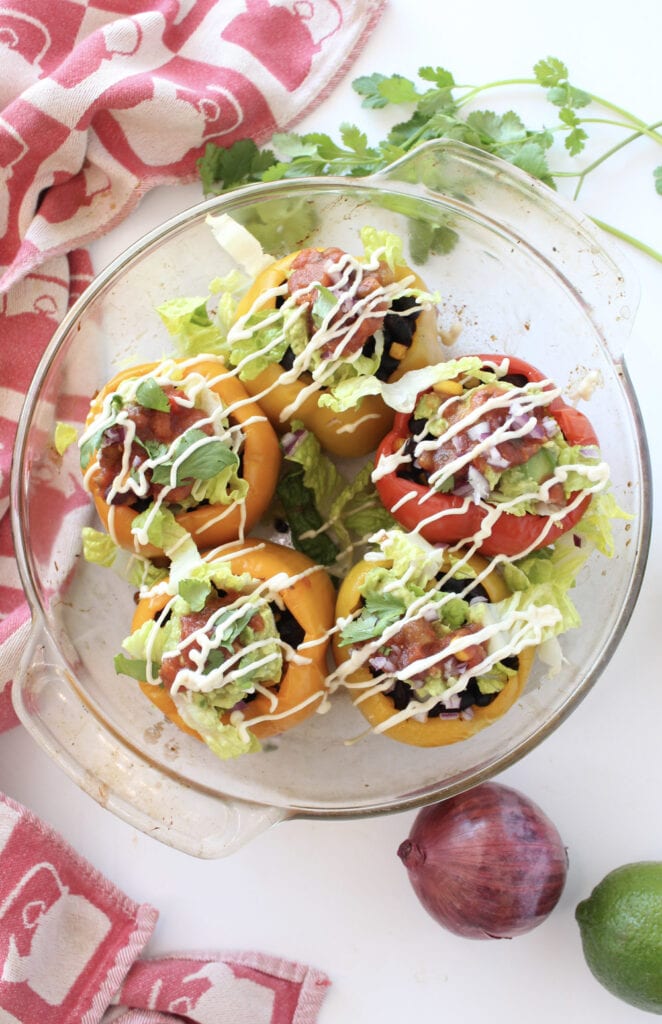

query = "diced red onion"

[
  {"left": 527, "top": 421, "right": 548, "bottom": 440},
  {"left": 468, "top": 464, "right": 490, "bottom": 499},
  {"left": 369, "top": 655, "right": 396, "bottom": 673},
  {"left": 281, "top": 428, "right": 306, "bottom": 456},
  {"left": 508, "top": 413, "right": 534, "bottom": 432},
  {"left": 486, "top": 447, "right": 510, "bottom": 469},
  {"left": 453, "top": 481, "right": 473, "bottom": 498},
  {"left": 467, "top": 422, "right": 491, "bottom": 442}
]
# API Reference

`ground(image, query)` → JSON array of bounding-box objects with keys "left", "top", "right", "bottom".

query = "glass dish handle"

[
  {"left": 369, "top": 138, "right": 640, "bottom": 361},
  {"left": 13, "top": 623, "right": 287, "bottom": 858}
]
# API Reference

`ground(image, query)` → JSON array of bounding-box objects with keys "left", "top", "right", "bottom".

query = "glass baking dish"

[{"left": 10, "top": 140, "right": 651, "bottom": 857}]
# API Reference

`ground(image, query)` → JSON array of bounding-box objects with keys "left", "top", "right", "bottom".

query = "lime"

[{"left": 576, "top": 861, "right": 662, "bottom": 1013}]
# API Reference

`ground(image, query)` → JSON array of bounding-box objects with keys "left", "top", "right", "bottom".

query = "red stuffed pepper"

[{"left": 373, "top": 355, "right": 607, "bottom": 557}]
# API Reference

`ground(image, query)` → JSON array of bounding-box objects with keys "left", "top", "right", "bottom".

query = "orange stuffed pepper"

[
  {"left": 79, "top": 357, "right": 280, "bottom": 557},
  {"left": 115, "top": 539, "right": 336, "bottom": 759}
]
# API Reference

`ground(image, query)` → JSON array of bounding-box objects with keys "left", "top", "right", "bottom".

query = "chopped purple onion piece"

[
  {"left": 281, "top": 427, "right": 307, "bottom": 457},
  {"left": 467, "top": 422, "right": 491, "bottom": 442},
  {"left": 486, "top": 447, "right": 509, "bottom": 469},
  {"left": 468, "top": 464, "right": 490, "bottom": 499}
]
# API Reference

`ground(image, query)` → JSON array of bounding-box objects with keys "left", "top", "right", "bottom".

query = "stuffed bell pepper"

[
  {"left": 330, "top": 529, "right": 588, "bottom": 747},
  {"left": 373, "top": 355, "right": 610, "bottom": 557},
  {"left": 115, "top": 539, "right": 336, "bottom": 759},
  {"left": 79, "top": 356, "right": 281, "bottom": 558},
  {"left": 219, "top": 228, "right": 442, "bottom": 457}
]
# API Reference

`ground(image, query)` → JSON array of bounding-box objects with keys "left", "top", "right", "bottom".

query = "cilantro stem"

[
  {"left": 578, "top": 117, "right": 662, "bottom": 147},
  {"left": 457, "top": 78, "right": 662, "bottom": 145},
  {"left": 550, "top": 120, "right": 662, "bottom": 200},
  {"left": 455, "top": 77, "right": 538, "bottom": 106},
  {"left": 583, "top": 93, "right": 662, "bottom": 141},
  {"left": 590, "top": 217, "right": 662, "bottom": 265}
]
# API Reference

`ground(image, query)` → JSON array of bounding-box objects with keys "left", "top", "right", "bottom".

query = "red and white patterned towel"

[
  {"left": 0, "top": 0, "right": 385, "bottom": 723},
  {"left": 0, "top": 1, "right": 385, "bottom": 1019},
  {"left": 0, "top": 793, "right": 331, "bottom": 1023}
]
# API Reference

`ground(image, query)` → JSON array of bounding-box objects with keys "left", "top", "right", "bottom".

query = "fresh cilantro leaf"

[
  {"left": 408, "top": 220, "right": 458, "bottom": 265},
  {"left": 196, "top": 57, "right": 662, "bottom": 267},
  {"left": 547, "top": 83, "right": 592, "bottom": 110},
  {"left": 142, "top": 439, "right": 168, "bottom": 460},
  {"left": 136, "top": 378, "right": 171, "bottom": 412},
  {"left": 534, "top": 57, "right": 568, "bottom": 88},
  {"left": 79, "top": 428, "right": 104, "bottom": 470},
  {"left": 565, "top": 126, "right": 588, "bottom": 156},
  {"left": 466, "top": 109, "right": 527, "bottom": 145},
  {"left": 340, "top": 123, "right": 371, "bottom": 156},
  {"left": 418, "top": 66, "right": 456, "bottom": 89},
  {"left": 151, "top": 430, "right": 239, "bottom": 486},
  {"left": 377, "top": 74, "right": 422, "bottom": 106},
  {"left": 197, "top": 138, "right": 277, "bottom": 195},
  {"left": 511, "top": 142, "right": 553, "bottom": 183},
  {"left": 352, "top": 72, "right": 391, "bottom": 108},
  {"left": 416, "top": 86, "right": 458, "bottom": 119},
  {"left": 339, "top": 591, "right": 406, "bottom": 646},
  {"left": 271, "top": 132, "right": 322, "bottom": 158},
  {"left": 207, "top": 604, "right": 257, "bottom": 656}
]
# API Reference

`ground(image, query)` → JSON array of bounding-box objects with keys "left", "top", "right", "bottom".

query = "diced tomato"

[
  {"left": 97, "top": 385, "right": 213, "bottom": 505},
  {"left": 287, "top": 246, "right": 395, "bottom": 359},
  {"left": 370, "top": 620, "right": 486, "bottom": 684}
]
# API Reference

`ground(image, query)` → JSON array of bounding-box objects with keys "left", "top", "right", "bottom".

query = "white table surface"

[{"left": 3, "top": 1, "right": 662, "bottom": 1020}]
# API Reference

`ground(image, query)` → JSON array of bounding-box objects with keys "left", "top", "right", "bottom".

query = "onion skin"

[{"left": 397, "top": 782, "right": 568, "bottom": 939}]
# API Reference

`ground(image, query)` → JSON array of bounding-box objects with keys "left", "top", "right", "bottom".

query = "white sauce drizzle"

[{"left": 81, "top": 359, "right": 251, "bottom": 546}]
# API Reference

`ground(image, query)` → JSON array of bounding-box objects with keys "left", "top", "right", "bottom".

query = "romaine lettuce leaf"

[{"left": 174, "top": 693, "right": 261, "bottom": 759}]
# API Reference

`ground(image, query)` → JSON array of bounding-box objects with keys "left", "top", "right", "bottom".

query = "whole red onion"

[{"left": 397, "top": 781, "right": 568, "bottom": 939}]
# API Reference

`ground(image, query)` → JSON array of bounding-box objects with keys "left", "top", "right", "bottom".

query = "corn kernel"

[
  {"left": 433, "top": 380, "right": 464, "bottom": 396},
  {"left": 389, "top": 342, "right": 408, "bottom": 361}
]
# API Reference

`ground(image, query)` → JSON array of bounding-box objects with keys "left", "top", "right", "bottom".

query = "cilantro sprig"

[{"left": 198, "top": 57, "right": 662, "bottom": 264}]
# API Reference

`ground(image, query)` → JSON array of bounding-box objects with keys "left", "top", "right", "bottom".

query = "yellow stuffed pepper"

[
  {"left": 225, "top": 238, "right": 442, "bottom": 457},
  {"left": 331, "top": 531, "right": 539, "bottom": 747},
  {"left": 79, "top": 356, "right": 281, "bottom": 557},
  {"left": 116, "top": 539, "right": 336, "bottom": 758}
]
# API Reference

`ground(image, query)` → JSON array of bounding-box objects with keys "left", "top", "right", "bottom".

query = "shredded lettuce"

[
  {"left": 156, "top": 296, "right": 224, "bottom": 356},
  {"left": 573, "top": 490, "right": 632, "bottom": 557},
  {"left": 359, "top": 226, "right": 405, "bottom": 271},
  {"left": 205, "top": 213, "right": 275, "bottom": 277},
  {"left": 319, "top": 356, "right": 484, "bottom": 414},
  {"left": 278, "top": 424, "right": 396, "bottom": 571},
  {"left": 175, "top": 694, "right": 261, "bottom": 760},
  {"left": 82, "top": 526, "right": 118, "bottom": 568},
  {"left": 220, "top": 307, "right": 307, "bottom": 380}
]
